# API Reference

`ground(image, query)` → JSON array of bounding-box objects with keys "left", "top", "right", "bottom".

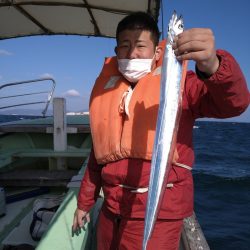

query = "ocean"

[
  {"left": 193, "top": 121, "right": 250, "bottom": 250},
  {"left": 0, "top": 115, "right": 249, "bottom": 249}
]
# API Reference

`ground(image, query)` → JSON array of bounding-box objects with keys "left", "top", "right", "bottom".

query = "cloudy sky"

[{"left": 0, "top": 0, "right": 249, "bottom": 121}]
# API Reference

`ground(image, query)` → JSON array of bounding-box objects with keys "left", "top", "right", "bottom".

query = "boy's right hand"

[{"left": 72, "top": 208, "right": 90, "bottom": 233}]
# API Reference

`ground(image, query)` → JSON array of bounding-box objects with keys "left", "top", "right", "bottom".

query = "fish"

[{"left": 142, "top": 11, "right": 188, "bottom": 250}]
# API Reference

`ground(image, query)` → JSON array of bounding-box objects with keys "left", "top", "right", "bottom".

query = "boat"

[{"left": 0, "top": 1, "right": 210, "bottom": 249}]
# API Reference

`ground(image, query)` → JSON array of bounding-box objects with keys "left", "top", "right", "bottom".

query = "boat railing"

[{"left": 0, "top": 77, "right": 56, "bottom": 117}]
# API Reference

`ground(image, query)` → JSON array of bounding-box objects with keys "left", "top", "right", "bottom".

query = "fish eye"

[{"left": 178, "top": 23, "right": 184, "bottom": 29}]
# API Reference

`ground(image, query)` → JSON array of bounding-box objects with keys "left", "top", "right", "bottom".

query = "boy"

[{"left": 73, "top": 12, "right": 249, "bottom": 250}]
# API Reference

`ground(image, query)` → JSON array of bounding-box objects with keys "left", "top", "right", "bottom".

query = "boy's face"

[{"left": 115, "top": 29, "right": 162, "bottom": 65}]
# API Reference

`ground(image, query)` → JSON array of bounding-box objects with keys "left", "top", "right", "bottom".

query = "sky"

[{"left": 0, "top": 0, "right": 249, "bottom": 122}]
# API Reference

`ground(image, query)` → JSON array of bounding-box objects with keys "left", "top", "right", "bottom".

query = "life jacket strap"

[
  {"left": 117, "top": 162, "right": 191, "bottom": 193},
  {"left": 174, "top": 162, "right": 192, "bottom": 170}
]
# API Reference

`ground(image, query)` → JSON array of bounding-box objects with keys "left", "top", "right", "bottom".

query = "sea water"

[
  {"left": 193, "top": 121, "right": 250, "bottom": 250},
  {"left": 0, "top": 115, "right": 249, "bottom": 249}
]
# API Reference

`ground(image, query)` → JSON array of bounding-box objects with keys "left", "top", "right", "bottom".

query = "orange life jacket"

[
  {"left": 89, "top": 39, "right": 186, "bottom": 165},
  {"left": 89, "top": 56, "right": 164, "bottom": 164}
]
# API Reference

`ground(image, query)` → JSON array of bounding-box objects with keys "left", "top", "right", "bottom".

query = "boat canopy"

[{"left": 0, "top": 0, "right": 160, "bottom": 40}]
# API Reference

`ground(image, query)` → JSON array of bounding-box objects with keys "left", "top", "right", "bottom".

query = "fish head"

[{"left": 167, "top": 11, "right": 184, "bottom": 44}]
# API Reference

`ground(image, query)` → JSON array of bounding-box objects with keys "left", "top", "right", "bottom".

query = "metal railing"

[{"left": 0, "top": 77, "right": 56, "bottom": 117}]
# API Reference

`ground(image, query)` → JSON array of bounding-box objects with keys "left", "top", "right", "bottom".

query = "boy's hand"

[
  {"left": 173, "top": 28, "right": 219, "bottom": 76},
  {"left": 72, "top": 208, "right": 90, "bottom": 235}
]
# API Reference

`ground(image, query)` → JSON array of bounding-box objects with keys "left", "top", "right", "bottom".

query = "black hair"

[{"left": 116, "top": 12, "right": 160, "bottom": 47}]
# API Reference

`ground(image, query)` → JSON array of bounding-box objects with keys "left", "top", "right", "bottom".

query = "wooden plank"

[
  {"left": 181, "top": 213, "right": 210, "bottom": 250},
  {"left": 53, "top": 98, "right": 67, "bottom": 151},
  {"left": 53, "top": 98, "right": 67, "bottom": 170},
  {"left": 0, "top": 125, "right": 91, "bottom": 133},
  {"left": 0, "top": 169, "right": 78, "bottom": 187},
  {"left": 46, "top": 127, "right": 78, "bottom": 134},
  {"left": 12, "top": 148, "right": 91, "bottom": 158}
]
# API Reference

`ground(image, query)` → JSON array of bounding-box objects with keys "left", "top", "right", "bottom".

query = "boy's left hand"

[{"left": 173, "top": 28, "right": 219, "bottom": 76}]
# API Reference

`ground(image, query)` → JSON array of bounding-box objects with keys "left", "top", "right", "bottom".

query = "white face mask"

[{"left": 118, "top": 58, "right": 154, "bottom": 83}]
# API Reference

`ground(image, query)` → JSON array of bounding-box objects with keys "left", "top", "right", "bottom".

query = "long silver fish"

[{"left": 142, "top": 11, "right": 187, "bottom": 250}]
